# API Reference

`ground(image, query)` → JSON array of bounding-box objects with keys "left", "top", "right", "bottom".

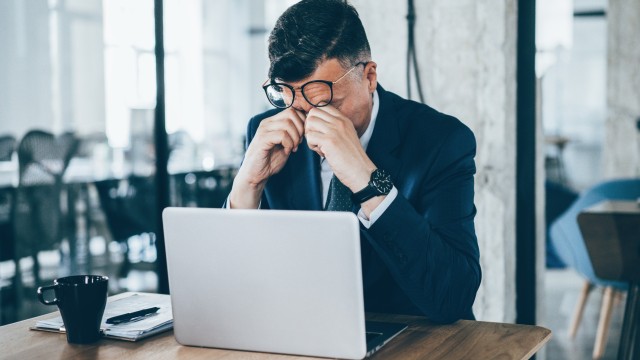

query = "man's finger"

[
  {"left": 264, "top": 129, "right": 295, "bottom": 154},
  {"left": 304, "top": 130, "right": 322, "bottom": 147},
  {"left": 310, "top": 146, "right": 325, "bottom": 158},
  {"left": 315, "top": 104, "right": 343, "bottom": 118},
  {"left": 265, "top": 119, "right": 302, "bottom": 148},
  {"left": 293, "top": 109, "right": 307, "bottom": 124},
  {"left": 304, "top": 115, "right": 333, "bottom": 135},
  {"left": 308, "top": 107, "right": 340, "bottom": 124},
  {"left": 305, "top": 132, "right": 325, "bottom": 157},
  {"left": 285, "top": 109, "right": 306, "bottom": 140}
]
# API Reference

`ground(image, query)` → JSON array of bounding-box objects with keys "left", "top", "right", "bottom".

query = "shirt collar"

[{"left": 359, "top": 89, "right": 379, "bottom": 150}]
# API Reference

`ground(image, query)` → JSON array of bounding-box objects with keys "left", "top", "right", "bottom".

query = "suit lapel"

[
  {"left": 348, "top": 85, "right": 403, "bottom": 214},
  {"left": 365, "top": 85, "right": 403, "bottom": 182}
]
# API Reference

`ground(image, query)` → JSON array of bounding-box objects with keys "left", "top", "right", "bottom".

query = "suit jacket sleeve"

[
  {"left": 223, "top": 113, "right": 273, "bottom": 209},
  {"left": 365, "top": 123, "right": 480, "bottom": 324},
  {"left": 245, "top": 112, "right": 271, "bottom": 210}
]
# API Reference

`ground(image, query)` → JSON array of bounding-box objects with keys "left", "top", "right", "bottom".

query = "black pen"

[{"left": 106, "top": 307, "right": 160, "bottom": 325}]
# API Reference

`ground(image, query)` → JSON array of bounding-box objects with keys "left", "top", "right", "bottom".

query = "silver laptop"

[{"left": 163, "top": 207, "right": 406, "bottom": 359}]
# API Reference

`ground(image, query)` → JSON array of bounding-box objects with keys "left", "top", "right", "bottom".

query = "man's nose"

[{"left": 292, "top": 95, "right": 313, "bottom": 114}]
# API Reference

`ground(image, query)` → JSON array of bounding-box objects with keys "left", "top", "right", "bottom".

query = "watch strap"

[{"left": 351, "top": 185, "right": 380, "bottom": 204}]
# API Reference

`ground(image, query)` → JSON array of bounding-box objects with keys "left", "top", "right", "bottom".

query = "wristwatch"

[{"left": 351, "top": 168, "right": 393, "bottom": 204}]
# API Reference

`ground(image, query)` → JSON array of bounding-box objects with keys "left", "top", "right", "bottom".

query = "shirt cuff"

[
  {"left": 357, "top": 186, "right": 398, "bottom": 228},
  {"left": 225, "top": 196, "right": 261, "bottom": 209}
]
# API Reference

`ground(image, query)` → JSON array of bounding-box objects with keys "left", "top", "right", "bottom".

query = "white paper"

[{"left": 34, "top": 293, "right": 173, "bottom": 341}]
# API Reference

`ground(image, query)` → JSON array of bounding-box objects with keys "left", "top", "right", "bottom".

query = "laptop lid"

[{"left": 163, "top": 208, "right": 367, "bottom": 359}]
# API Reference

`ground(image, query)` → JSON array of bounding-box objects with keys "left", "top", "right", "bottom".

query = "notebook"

[
  {"left": 163, "top": 208, "right": 407, "bottom": 359},
  {"left": 31, "top": 293, "right": 173, "bottom": 341}
]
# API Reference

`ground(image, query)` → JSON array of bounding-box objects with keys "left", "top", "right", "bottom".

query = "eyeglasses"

[{"left": 262, "top": 62, "right": 367, "bottom": 109}]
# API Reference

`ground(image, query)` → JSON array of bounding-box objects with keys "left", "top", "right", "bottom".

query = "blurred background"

[
  {"left": 0, "top": 0, "right": 286, "bottom": 326},
  {"left": 0, "top": 1, "right": 638, "bottom": 359}
]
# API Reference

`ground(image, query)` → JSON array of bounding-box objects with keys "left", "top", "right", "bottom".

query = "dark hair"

[{"left": 268, "top": 0, "right": 371, "bottom": 82}]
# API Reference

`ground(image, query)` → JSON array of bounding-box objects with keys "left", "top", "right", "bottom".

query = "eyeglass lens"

[
  {"left": 265, "top": 81, "right": 332, "bottom": 108},
  {"left": 264, "top": 84, "right": 293, "bottom": 108}
]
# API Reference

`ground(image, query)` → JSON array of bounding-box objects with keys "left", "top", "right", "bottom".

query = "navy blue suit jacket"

[{"left": 244, "top": 85, "right": 481, "bottom": 323}]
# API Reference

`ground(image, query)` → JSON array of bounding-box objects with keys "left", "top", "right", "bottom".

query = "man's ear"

[{"left": 364, "top": 61, "right": 377, "bottom": 93}]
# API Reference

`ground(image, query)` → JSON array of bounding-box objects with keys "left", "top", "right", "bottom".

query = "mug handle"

[{"left": 37, "top": 285, "right": 58, "bottom": 305}]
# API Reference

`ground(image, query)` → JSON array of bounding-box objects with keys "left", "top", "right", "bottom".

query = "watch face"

[{"left": 371, "top": 169, "right": 393, "bottom": 194}]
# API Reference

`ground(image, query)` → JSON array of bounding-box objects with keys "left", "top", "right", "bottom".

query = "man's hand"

[
  {"left": 304, "top": 105, "right": 376, "bottom": 193},
  {"left": 229, "top": 108, "right": 305, "bottom": 208}
]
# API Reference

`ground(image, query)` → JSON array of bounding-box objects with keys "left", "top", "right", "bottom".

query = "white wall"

[
  {"left": 228, "top": 1, "right": 537, "bottom": 323},
  {"left": 603, "top": 0, "right": 640, "bottom": 178},
  {"left": 352, "top": 0, "right": 519, "bottom": 322}
]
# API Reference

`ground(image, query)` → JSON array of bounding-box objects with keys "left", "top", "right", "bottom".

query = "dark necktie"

[{"left": 324, "top": 175, "right": 354, "bottom": 211}]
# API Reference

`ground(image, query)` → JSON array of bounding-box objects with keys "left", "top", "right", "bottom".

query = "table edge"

[{"left": 520, "top": 328, "right": 552, "bottom": 360}]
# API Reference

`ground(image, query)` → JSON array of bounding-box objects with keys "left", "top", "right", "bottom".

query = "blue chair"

[
  {"left": 545, "top": 180, "right": 578, "bottom": 268},
  {"left": 549, "top": 178, "right": 640, "bottom": 359}
]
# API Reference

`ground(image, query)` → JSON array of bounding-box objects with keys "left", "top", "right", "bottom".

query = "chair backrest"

[
  {"left": 578, "top": 202, "right": 640, "bottom": 283},
  {"left": 17, "top": 130, "right": 79, "bottom": 186},
  {"left": 13, "top": 130, "right": 79, "bottom": 255},
  {"left": 0, "top": 187, "right": 15, "bottom": 261},
  {"left": 170, "top": 168, "right": 237, "bottom": 208},
  {"left": 94, "top": 176, "right": 157, "bottom": 241},
  {"left": 0, "top": 135, "right": 16, "bottom": 162},
  {"left": 549, "top": 178, "right": 640, "bottom": 288}
]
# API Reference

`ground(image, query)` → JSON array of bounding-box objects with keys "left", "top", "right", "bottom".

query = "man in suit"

[{"left": 228, "top": 0, "right": 480, "bottom": 324}]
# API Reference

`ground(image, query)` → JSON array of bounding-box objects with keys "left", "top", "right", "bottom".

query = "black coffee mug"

[{"left": 37, "top": 275, "right": 109, "bottom": 344}]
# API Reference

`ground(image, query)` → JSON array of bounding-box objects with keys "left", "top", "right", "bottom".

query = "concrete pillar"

[
  {"left": 353, "top": 0, "right": 518, "bottom": 322},
  {"left": 604, "top": 0, "right": 640, "bottom": 178}
]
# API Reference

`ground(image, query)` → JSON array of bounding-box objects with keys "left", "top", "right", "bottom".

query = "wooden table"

[
  {"left": 578, "top": 200, "right": 640, "bottom": 360},
  {"left": 0, "top": 293, "right": 550, "bottom": 360}
]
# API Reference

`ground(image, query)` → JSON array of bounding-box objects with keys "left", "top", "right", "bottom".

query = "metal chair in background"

[
  {"left": 94, "top": 175, "right": 157, "bottom": 277},
  {"left": 0, "top": 186, "right": 16, "bottom": 324},
  {"left": 0, "top": 188, "right": 15, "bottom": 261},
  {"left": 0, "top": 135, "right": 16, "bottom": 162},
  {"left": 0, "top": 135, "right": 17, "bottom": 323},
  {"left": 13, "top": 130, "right": 79, "bottom": 286},
  {"left": 0, "top": 134, "right": 17, "bottom": 265},
  {"left": 169, "top": 168, "right": 237, "bottom": 208}
]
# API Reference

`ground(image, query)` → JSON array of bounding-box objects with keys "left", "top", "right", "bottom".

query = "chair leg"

[
  {"left": 569, "top": 280, "right": 594, "bottom": 338},
  {"left": 32, "top": 253, "right": 41, "bottom": 285},
  {"left": 593, "top": 286, "right": 615, "bottom": 359},
  {"left": 12, "top": 257, "right": 24, "bottom": 317},
  {"left": 618, "top": 283, "right": 639, "bottom": 360},
  {"left": 612, "top": 289, "right": 625, "bottom": 308}
]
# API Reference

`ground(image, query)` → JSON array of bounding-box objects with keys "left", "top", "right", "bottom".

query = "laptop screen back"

[{"left": 163, "top": 208, "right": 367, "bottom": 359}]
